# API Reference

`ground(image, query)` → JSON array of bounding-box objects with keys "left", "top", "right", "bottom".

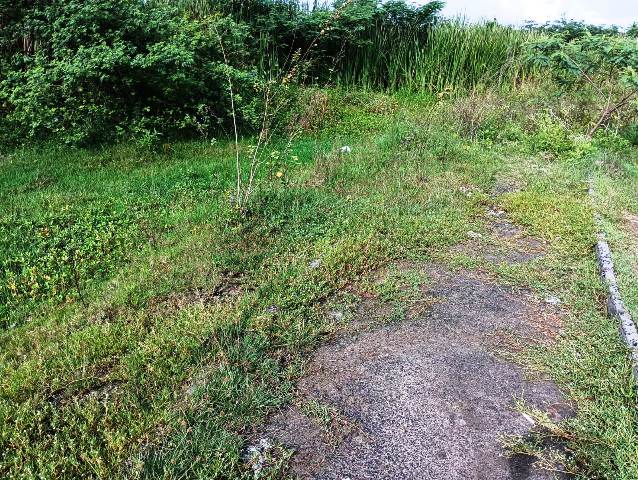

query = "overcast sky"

[{"left": 437, "top": 0, "right": 638, "bottom": 27}]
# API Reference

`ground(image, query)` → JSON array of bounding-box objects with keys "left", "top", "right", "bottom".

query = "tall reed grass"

[{"left": 336, "top": 19, "right": 537, "bottom": 92}]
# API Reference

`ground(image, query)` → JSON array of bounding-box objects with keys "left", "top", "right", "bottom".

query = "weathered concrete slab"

[{"left": 259, "top": 267, "right": 568, "bottom": 480}]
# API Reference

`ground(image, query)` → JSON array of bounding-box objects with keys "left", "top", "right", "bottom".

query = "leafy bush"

[
  {"left": 0, "top": 0, "right": 536, "bottom": 146},
  {"left": 197, "top": 0, "right": 444, "bottom": 88},
  {"left": 592, "top": 131, "right": 632, "bottom": 152},
  {"left": 526, "top": 33, "right": 638, "bottom": 136},
  {"left": 524, "top": 19, "right": 620, "bottom": 40},
  {"left": 620, "top": 123, "right": 638, "bottom": 146},
  {"left": 527, "top": 113, "right": 575, "bottom": 156},
  {"left": 0, "top": 1, "right": 261, "bottom": 145}
]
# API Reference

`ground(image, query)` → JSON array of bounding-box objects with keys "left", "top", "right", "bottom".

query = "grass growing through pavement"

[
  {"left": 1, "top": 88, "right": 638, "bottom": 479},
  {"left": 475, "top": 150, "right": 638, "bottom": 479}
]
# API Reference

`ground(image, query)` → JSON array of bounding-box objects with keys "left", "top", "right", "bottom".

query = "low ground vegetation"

[
  {"left": 2, "top": 84, "right": 638, "bottom": 478},
  {"left": 2, "top": 0, "right": 638, "bottom": 479}
]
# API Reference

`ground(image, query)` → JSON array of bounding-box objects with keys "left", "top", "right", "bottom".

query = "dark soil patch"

[
  {"left": 255, "top": 266, "right": 568, "bottom": 479},
  {"left": 492, "top": 177, "right": 523, "bottom": 196},
  {"left": 146, "top": 280, "right": 242, "bottom": 316},
  {"left": 625, "top": 213, "right": 638, "bottom": 238},
  {"left": 624, "top": 213, "right": 638, "bottom": 275},
  {"left": 453, "top": 209, "right": 547, "bottom": 265}
]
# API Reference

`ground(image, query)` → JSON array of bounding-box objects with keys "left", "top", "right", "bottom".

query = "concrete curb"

[{"left": 595, "top": 239, "right": 638, "bottom": 380}]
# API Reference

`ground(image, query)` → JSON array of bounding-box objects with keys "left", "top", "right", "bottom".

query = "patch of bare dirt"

[
  {"left": 255, "top": 265, "right": 568, "bottom": 480},
  {"left": 625, "top": 213, "right": 638, "bottom": 238},
  {"left": 492, "top": 177, "right": 523, "bottom": 196},
  {"left": 146, "top": 279, "right": 242, "bottom": 316},
  {"left": 453, "top": 208, "right": 547, "bottom": 265}
]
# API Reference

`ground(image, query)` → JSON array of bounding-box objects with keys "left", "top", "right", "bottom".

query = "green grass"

[
  {"left": 591, "top": 145, "right": 638, "bottom": 333},
  {"left": 1, "top": 88, "right": 637, "bottom": 479},
  {"left": 482, "top": 148, "right": 638, "bottom": 479}
]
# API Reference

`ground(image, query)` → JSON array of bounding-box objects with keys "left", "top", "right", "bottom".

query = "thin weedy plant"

[{"left": 215, "top": 0, "right": 355, "bottom": 213}]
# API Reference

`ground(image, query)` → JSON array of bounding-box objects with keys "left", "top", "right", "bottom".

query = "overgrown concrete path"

[{"left": 256, "top": 212, "right": 570, "bottom": 479}]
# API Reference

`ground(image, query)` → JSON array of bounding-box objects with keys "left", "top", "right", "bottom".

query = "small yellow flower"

[{"left": 276, "top": 171, "right": 284, "bottom": 178}]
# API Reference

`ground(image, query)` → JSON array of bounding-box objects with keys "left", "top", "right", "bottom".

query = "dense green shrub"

[
  {"left": 621, "top": 123, "right": 638, "bottom": 146},
  {"left": 526, "top": 33, "right": 638, "bottom": 136},
  {"left": 0, "top": 0, "right": 450, "bottom": 146},
  {"left": 0, "top": 0, "right": 541, "bottom": 146},
  {"left": 160, "top": 1, "right": 529, "bottom": 93},
  {"left": 527, "top": 113, "right": 576, "bottom": 157},
  {"left": 0, "top": 0, "right": 262, "bottom": 145},
  {"left": 164, "top": 0, "right": 444, "bottom": 86}
]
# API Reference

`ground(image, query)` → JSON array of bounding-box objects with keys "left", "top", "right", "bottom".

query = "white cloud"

[{"left": 437, "top": 0, "right": 638, "bottom": 27}]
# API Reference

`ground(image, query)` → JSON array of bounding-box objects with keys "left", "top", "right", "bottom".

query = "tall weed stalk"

[{"left": 216, "top": 1, "right": 354, "bottom": 213}]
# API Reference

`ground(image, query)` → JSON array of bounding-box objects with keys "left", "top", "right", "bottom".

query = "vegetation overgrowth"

[
  {"left": 2, "top": 1, "right": 638, "bottom": 479},
  {"left": 1, "top": 0, "right": 537, "bottom": 146}
]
